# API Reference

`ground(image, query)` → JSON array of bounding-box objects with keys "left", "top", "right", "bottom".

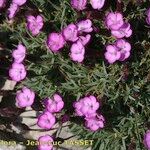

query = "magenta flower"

[
  {"left": 62, "top": 23, "right": 78, "bottom": 42},
  {"left": 77, "top": 19, "right": 93, "bottom": 33},
  {"left": 85, "top": 114, "right": 105, "bottom": 131},
  {"left": 61, "top": 114, "right": 70, "bottom": 123},
  {"left": 70, "top": 40, "right": 85, "bottom": 62},
  {"left": 78, "top": 34, "right": 91, "bottom": 46},
  {"left": 111, "top": 23, "right": 132, "bottom": 38},
  {"left": 90, "top": 0, "right": 105, "bottom": 10},
  {"left": 144, "top": 130, "right": 150, "bottom": 149},
  {"left": 0, "top": 0, "right": 6, "bottom": 8},
  {"left": 16, "top": 87, "right": 35, "bottom": 108},
  {"left": 146, "top": 8, "right": 150, "bottom": 25},
  {"left": 73, "top": 95, "right": 100, "bottom": 117},
  {"left": 12, "top": 0, "right": 27, "bottom": 6},
  {"left": 12, "top": 44, "right": 26, "bottom": 63},
  {"left": 73, "top": 98, "right": 85, "bottom": 116},
  {"left": 9, "top": 63, "right": 27, "bottom": 82},
  {"left": 27, "top": 15, "right": 44, "bottom": 36},
  {"left": 115, "top": 39, "right": 131, "bottom": 61},
  {"left": 38, "top": 135, "right": 53, "bottom": 150},
  {"left": 47, "top": 33, "right": 65, "bottom": 52},
  {"left": 37, "top": 111, "right": 56, "bottom": 129},
  {"left": 105, "top": 12, "right": 124, "bottom": 30},
  {"left": 104, "top": 45, "right": 121, "bottom": 64},
  {"left": 71, "top": 0, "right": 87, "bottom": 11},
  {"left": 44, "top": 94, "right": 64, "bottom": 113},
  {"left": 8, "top": 3, "right": 19, "bottom": 19}
]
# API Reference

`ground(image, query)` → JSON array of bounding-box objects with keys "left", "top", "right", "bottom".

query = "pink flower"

[
  {"left": 73, "top": 99, "right": 85, "bottom": 116},
  {"left": 44, "top": 94, "right": 64, "bottom": 113},
  {"left": 73, "top": 96, "right": 100, "bottom": 117},
  {"left": 27, "top": 15, "right": 44, "bottom": 36},
  {"left": 104, "top": 45, "right": 121, "bottom": 64},
  {"left": 37, "top": 111, "right": 56, "bottom": 129},
  {"left": 90, "top": 0, "right": 105, "bottom": 10},
  {"left": 115, "top": 39, "right": 131, "bottom": 61},
  {"left": 78, "top": 34, "right": 91, "bottom": 46},
  {"left": 144, "top": 130, "right": 150, "bottom": 149},
  {"left": 38, "top": 135, "right": 53, "bottom": 150},
  {"left": 85, "top": 114, "right": 105, "bottom": 131},
  {"left": 105, "top": 12, "right": 124, "bottom": 30},
  {"left": 77, "top": 19, "right": 93, "bottom": 33},
  {"left": 12, "top": 0, "right": 27, "bottom": 6},
  {"left": 70, "top": 40, "right": 85, "bottom": 62},
  {"left": 62, "top": 23, "right": 78, "bottom": 42},
  {"left": 71, "top": 0, "right": 87, "bottom": 11},
  {"left": 12, "top": 44, "right": 26, "bottom": 63},
  {"left": 47, "top": 33, "right": 65, "bottom": 52},
  {"left": 0, "top": 0, "right": 6, "bottom": 8},
  {"left": 8, "top": 3, "right": 19, "bottom": 19},
  {"left": 111, "top": 23, "right": 132, "bottom": 38},
  {"left": 146, "top": 8, "right": 150, "bottom": 25},
  {"left": 9, "top": 63, "right": 27, "bottom": 82},
  {"left": 16, "top": 87, "right": 35, "bottom": 108}
]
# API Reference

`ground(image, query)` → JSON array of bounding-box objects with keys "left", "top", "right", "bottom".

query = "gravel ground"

[{"left": 0, "top": 79, "right": 92, "bottom": 150}]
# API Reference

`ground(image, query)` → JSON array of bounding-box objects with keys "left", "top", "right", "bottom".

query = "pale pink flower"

[
  {"left": 71, "top": 0, "right": 87, "bottom": 11},
  {"left": 12, "top": 0, "right": 27, "bottom": 6},
  {"left": 78, "top": 34, "right": 91, "bottom": 46},
  {"left": 111, "top": 23, "right": 132, "bottom": 38},
  {"left": 105, "top": 12, "right": 124, "bottom": 30},
  {"left": 62, "top": 23, "right": 78, "bottom": 42},
  {"left": 8, "top": 3, "right": 19, "bottom": 19},
  {"left": 44, "top": 94, "right": 64, "bottom": 113},
  {"left": 85, "top": 114, "right": 105, "bottom": 131},
  {"left": 90, "top": 0, "right": 105, "bottom": 10},
  {"left": 9, "top": 63, "right": 27, "bottom": 82},
  {"left": 104, "top": 45, "right": 121, "bottom": 64},
  {"left": 16, "top": 87, "right": 35, "bottom": 108},
  {"left": 37, "top": 111, "right": 56, "bottom": 129},
  {"left": 27, "top": 15, "right": 44, "bottom": 36},
  {"left": 146, "top": 8, "right": 150, "bottom": 25},
  {"left": 0, "top": 0, "right": 6, "bottom": 8},
  {"left": 115, "top": 39, "right": 131, "bottom": 61},
  {"left": 47, "top": 33, "right": 65, "bottom": 52},
  {"left": 38, "top": 135, "right": 53, "bottom": 150},
  {"left": 144, "top": 130, "right": 150, "bottom": 149},
  {"left": 12, "top": 44, "right": 26, "bottom": 63},
  {"left": 77, "top": 19, "right": 93, "bottom": 33},
  {"left": 70, "top": 40, "right": 85, "bottom": 62},
  {"left": 73, "top": 96, "right": 100, "bottom": 117}
]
